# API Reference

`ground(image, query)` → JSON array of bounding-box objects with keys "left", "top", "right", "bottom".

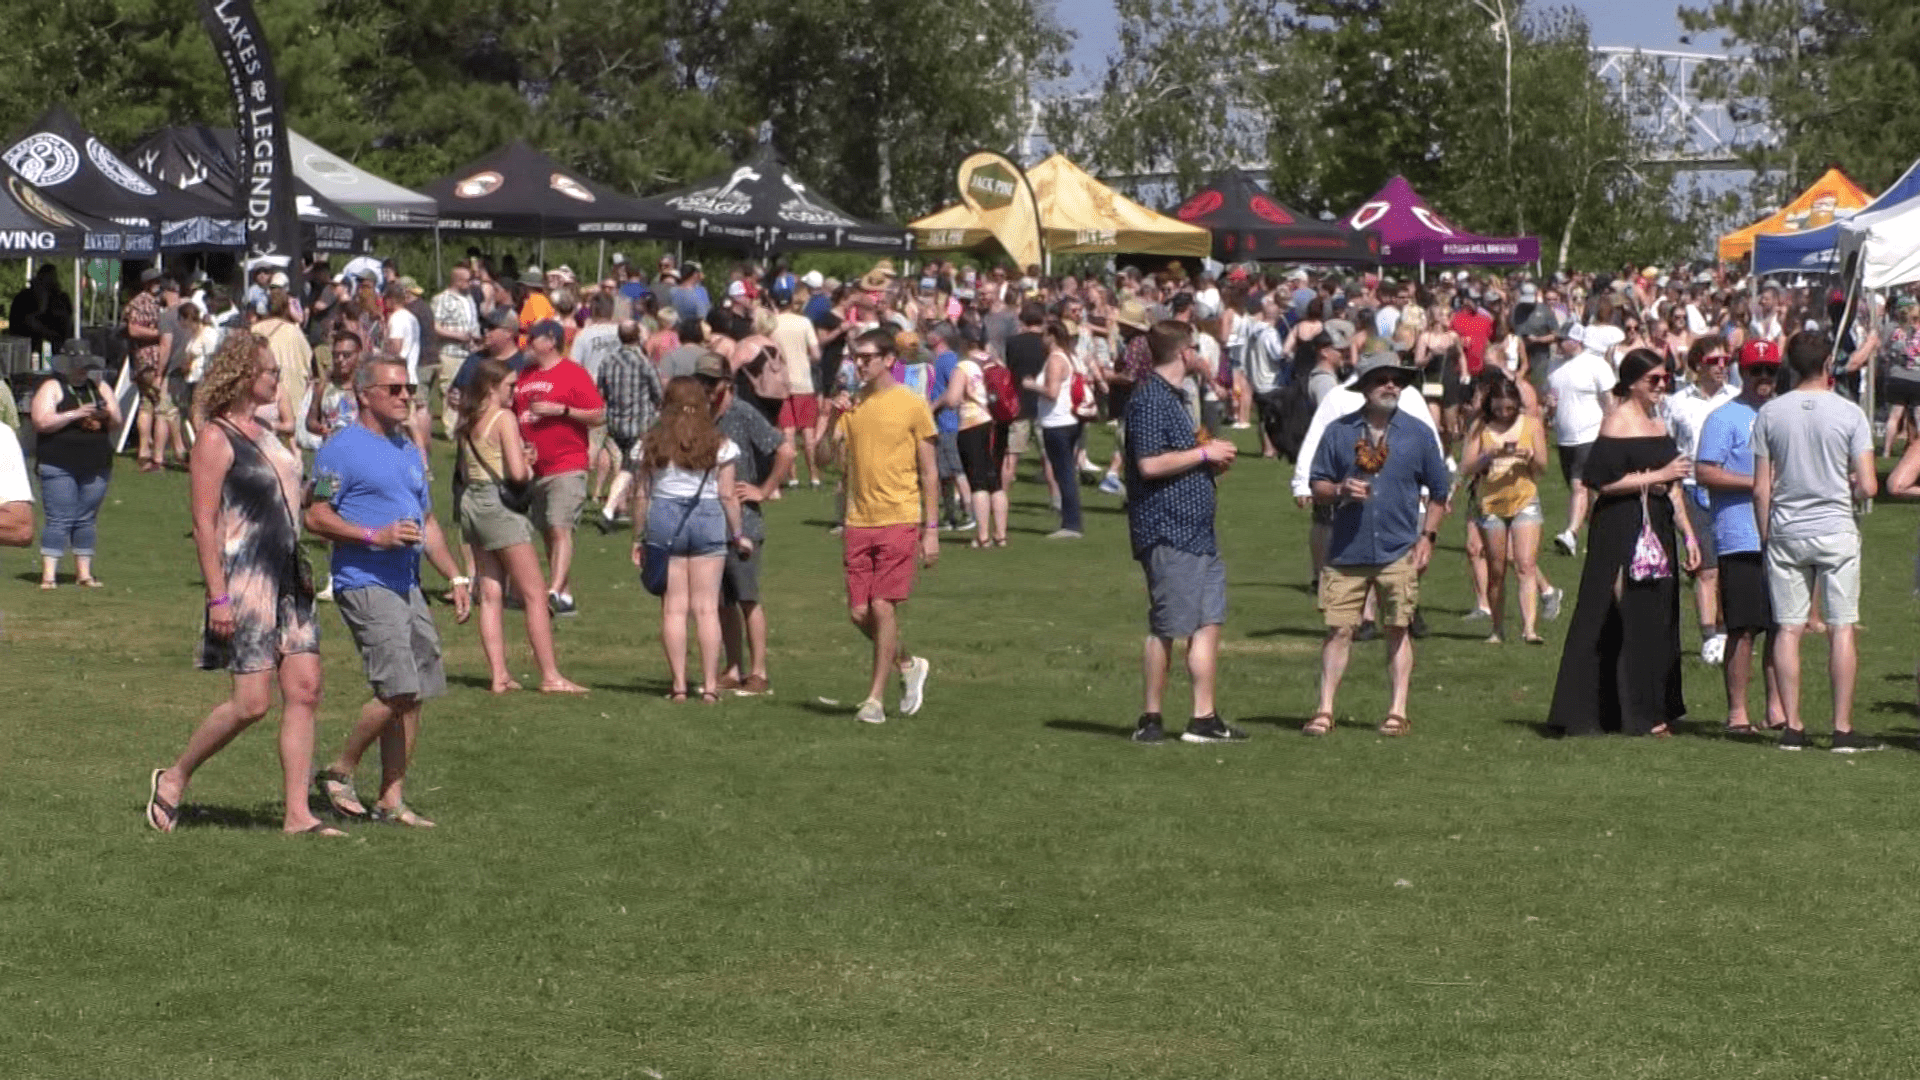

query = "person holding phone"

[
  {"left": 30, "top": 341, "right": 122, "bottom": 589},
  {"left": 1461, "top": 379, "right": 1552, "bottom": 645}
]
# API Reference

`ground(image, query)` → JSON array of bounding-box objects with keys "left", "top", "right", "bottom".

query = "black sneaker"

[
  {"left": 1831, "top": 730, "right": 1882, "bottom": 753},
  {"left": 1131, "top": 714, "right": 1165, "bottom": 744},
  {"left": 1777, "top": 727, "right": 1809, "bottom": 751},
  {"left": 1180, "top": 714, "right": 1249, "bottom": 744},
  {"left": 1354, "top": 619, "right": 1380, "bottom": 643},
  {"left": 1409, "top": 608, "right": 1430, "bottom": 639}
]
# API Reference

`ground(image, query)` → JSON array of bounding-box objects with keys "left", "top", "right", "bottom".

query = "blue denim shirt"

[{"left": 1309, "top": 407, "right": 1451, "bottom": 567}]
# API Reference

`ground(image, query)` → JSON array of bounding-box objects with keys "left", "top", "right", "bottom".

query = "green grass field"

[{"left": 7, "top": 424, "right": 1920, "bottom": 1079}]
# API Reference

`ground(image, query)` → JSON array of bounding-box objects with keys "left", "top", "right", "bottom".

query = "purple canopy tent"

[{"left": 1340, "top": 176, "right": 1537, "bottom": 276}]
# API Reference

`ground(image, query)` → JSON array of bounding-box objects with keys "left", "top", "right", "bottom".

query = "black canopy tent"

[
  {"left": 423, "top": 140, "right": 673, "bottom": 238},
  {"left": 1173, "top": 169, "right": 1381, "bottom": 264},
  {"left": 632, "top": 146, "right": 912, "bottom": 255},
  {"left": 129, "top": 126, "right": 372, "bottom": 255},
  {"left": 2, "top": 106, "right": 242, "bottom": 253}
]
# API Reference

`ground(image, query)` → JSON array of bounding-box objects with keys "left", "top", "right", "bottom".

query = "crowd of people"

[{"left": 0, "top": 245, "right": 1909, "bottom": 835}]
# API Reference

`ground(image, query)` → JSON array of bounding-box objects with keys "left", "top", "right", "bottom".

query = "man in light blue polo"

[{"left": 1306, "top": 344, "right": 1451, "bottom": 738}]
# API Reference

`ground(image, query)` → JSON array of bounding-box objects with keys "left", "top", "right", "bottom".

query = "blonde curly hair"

[{"left": 193, "top": 331, "right": 271, "bottom": 421}]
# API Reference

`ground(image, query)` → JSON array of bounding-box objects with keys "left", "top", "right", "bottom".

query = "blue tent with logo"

[{"left": 1753, "top": 158, "right": 1920, "bottom": 276}]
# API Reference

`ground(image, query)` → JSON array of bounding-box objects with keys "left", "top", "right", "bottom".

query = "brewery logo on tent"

[
  {"left": 776, "top": 173, "right": 853, "bottom": 227},
  {"left": 5, "top": 134, "right": 79, "bottom": 187},
  {"left": 1249, "top": 196, "right": 1294, "bottom": 225},
  {"left": 1175, "top": 191, "right": 1222, "bottom": 221},
  {"left": 8, "top": 176, "right": 74, "bottom": 226},
  {"left": 669, "top": 166, "right": 758, "bottom": 216},
  {"left": 87, "top": 139, "right": 158, "bottom": 196},
  {"left": 455, "top": 171, "right": 504, "bottom": 199},
  {"left": 550, "top": 173, "right": 595, "bottom": 203},
  {"left": 964, "top": 161, "right": 1018, "bottom": 210}
]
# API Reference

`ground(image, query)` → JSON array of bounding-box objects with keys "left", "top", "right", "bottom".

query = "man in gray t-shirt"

[{"left": 1751, "top": 331, "right": 1879, "bottom": 751}]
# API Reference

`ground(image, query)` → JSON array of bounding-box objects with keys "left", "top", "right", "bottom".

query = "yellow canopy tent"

[
  {"left": 1719, "top": 167, "right": 1872, "bottom": 262},
  {"left": 912, "top": 154, "right": 1211, "bottom": 259}
]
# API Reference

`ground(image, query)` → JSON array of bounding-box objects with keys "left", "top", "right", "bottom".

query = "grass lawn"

[{"left": 6, "top": 423, "right": 1920, "bottom": 1079}]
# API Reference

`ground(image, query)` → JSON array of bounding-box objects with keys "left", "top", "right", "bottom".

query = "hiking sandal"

[
  {"left": 1302, "top": 712, "right": 1335, "bottom": 737},
  {"left": 1378, "top": 714, "right": 1411, "bottom": 737}
]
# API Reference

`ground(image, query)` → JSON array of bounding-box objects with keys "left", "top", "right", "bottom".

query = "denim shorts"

[
  {"left": 646, "top": 496, "right": 727, "bottom": 557},
  {"left": 1475, "top": 498, "right": 1544, "bottom": 531}
]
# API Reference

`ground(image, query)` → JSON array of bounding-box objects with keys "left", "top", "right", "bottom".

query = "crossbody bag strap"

[
  {"left": 463, "top": 412, "right": 513, "bottom": 487},
  {"left": 666, "top": 467, "right": 713, "bottom": 542}
]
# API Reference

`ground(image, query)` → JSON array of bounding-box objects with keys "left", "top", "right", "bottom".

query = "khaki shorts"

[
  {"left": 1004, "top": 417, "right": 1035, "bottom": 457},
  {"left": 1320, "top": 553, "right": 1420, "bottom": 629},
  {"left": 531, "top": 470, "right": 588, "bottom": 532},
  {"left": 1765, "top": 532, "right": 1861, "bottom": 626}
]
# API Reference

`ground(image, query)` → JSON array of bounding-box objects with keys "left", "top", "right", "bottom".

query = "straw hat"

[{"left": 1113, "top": 299, "right": 1150, "bottom": 332}]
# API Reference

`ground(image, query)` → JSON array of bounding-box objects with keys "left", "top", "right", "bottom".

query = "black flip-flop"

[
  {"left": 145, "top": 768, "right": 179, "bottom": 833},
  {"left": 1723, "top": 723, "right": 1760, "bottom": 736}
]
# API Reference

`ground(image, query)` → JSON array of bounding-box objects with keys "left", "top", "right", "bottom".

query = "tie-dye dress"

[{"left": 195, "top": 419, "right": 320, "bottom": 673}]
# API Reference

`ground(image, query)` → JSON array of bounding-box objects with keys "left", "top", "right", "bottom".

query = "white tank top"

[{"left": 1040, "top": 351, "right": 1077, "bottom": 428}]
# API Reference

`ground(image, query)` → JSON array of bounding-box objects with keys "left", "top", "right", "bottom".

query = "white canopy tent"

[{"left": 1836, "top": 192, "right": 1920, "bottom": 289}]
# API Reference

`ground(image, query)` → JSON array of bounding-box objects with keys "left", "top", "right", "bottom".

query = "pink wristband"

[
  {"left": 1199, "top": 445, "right": 1209, "bottom": 464},
  {"left": 362, "top": 528, "right": 376, "bottom": 547}
]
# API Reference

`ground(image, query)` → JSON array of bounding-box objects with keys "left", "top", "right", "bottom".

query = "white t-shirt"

[
  {"left": 387, "top": 307, "right": 421, "bottom": 382},
  {"left": 570, "top": 322, "right": 621, "bottom": 382},
  {"left": 1291, "top": 381, "right": 1442, "bottom": 499},
  {"left": 1546, "top": 352, "right": 1614, "bottom": 446},
  {"left": 650, "top": 438, "right": 738, "bottom": 499},
  {"left": 1666, "top": 381, "right": 1738, "bottom": 486},
  {"left": 1374, "top": 304, "right": 1401, "bottom": 340},
  {"left": 0, "top": 424, "right": 31, "bottom": 505},
  {"left": 1193, "top": 286, "right": 1221, "bottom": 318},
  {"left": 1581, "top": 323, "right": 1625, "bottom": 363}
]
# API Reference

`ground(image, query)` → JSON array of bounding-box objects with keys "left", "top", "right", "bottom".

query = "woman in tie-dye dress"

[{"left": 144, "top": 333, "right": 341, "bottom": 836}]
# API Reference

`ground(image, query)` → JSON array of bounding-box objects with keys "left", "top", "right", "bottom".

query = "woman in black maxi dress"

[{"left": 1547, "top": 350, "right": 1702, "bottom": 736}]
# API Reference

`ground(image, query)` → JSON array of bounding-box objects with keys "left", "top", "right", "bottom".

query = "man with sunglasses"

[
  {"left": 1305, "top": 345, "right": 1452, "bottom": 738},
  {"left": 515, "top": 319, "right": 607, "bottom": 617},
  {"left": 1667, "top": 337, "right": 1741, "bottom": 665},
  {"left": 305, "top": 358, "right": 472, "bottom": 827}
]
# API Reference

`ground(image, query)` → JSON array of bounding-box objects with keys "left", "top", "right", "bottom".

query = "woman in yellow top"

[{"left": 1461, "top": 379, "right": 1549, "bottom": 645}]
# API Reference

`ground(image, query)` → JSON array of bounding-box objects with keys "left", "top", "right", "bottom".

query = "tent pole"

[
  {"left": 1418, "top": 259, "right": 1426, "bottom": 285},
  {"left": 72, "top": 258, "right": 81, "bottom": 336},
  {"left": 597, "top": 240, "right": 605, "bottom": 280},
  {"left": 434, "top": 226, "right": 443, "bottom": 285},
  {"left": 538, "top": 238, "right": 545, "bottom": 268}
]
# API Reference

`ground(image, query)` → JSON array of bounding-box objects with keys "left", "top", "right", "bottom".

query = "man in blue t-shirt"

[
  {"left": 304, "top": 357, "right": 471, "bottom": 827},
  {"left": 1695, "top": 340, "right": 1785, "bottom": 734},
  {"left": 924, "top": 323, "right": 973, "bottom": 531}
]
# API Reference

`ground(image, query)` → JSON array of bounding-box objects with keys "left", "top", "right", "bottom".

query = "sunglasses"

[
  {"left": 369, "top": 382, "right": 417, "bottom": 396},
  {"left": 1642, "top": 374, "right": 1672, "bottom": 390},
  {"left": 1700, "top": 354, "right": 1730, "bottom": 366},
  {"left": 851, "top": 350, "right": 885, "bottom": 361},
  {"left": 1363, "top": 374, "right": 1413, "bottom": 390}
]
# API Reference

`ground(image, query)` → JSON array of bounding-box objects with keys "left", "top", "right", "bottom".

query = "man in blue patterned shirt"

[{"left": 1123, "top": 320, "right": 1246, "bottom": 745}]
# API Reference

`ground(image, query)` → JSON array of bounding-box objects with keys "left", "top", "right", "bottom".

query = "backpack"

[
  {"left": 983, "top": 360, "right": 1020, "bottom": 424},
  {"left": 1264, "top": 374, "right": 1318, "bottom": 463}
]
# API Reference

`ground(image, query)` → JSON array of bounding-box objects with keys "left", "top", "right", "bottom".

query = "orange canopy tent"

[{"left": 1719, "top": 167, "right": 1872, "bottom": 262}]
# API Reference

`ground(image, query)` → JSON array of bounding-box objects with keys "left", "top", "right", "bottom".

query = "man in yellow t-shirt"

[{"left": 819, "top": 328, "right": 940, "bottom": 725}]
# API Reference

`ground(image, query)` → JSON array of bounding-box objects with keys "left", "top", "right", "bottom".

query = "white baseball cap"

[
  {"left": 801, "top": 270, "right": 825, "bottom": 289},
  {"left": 727, "top": 280, "right": 748, "bottom": 300}
]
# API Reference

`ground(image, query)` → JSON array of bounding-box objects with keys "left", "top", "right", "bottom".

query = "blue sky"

[{"left": 1064, "top": 0, "right": 1696, "bottom": 74}]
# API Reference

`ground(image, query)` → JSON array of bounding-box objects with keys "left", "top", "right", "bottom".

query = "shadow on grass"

[
  {"left": 1502, "top": 719, "right": 1565, "bottom": 739},
  {"left": 173, "top": 802, "right": 292, "bottom": 831},
  {"left": 1238, "top": 714, "right": 1309, "bottom": 730},
  {"left": 798, "top": 698, "right": 852, "bottom": 717},
  {"left": 1043, "top": 718, "right": 1133, "bottom": 739},
  {"left": 1870, "top": 699, "right": 1919, "bottom": 717},
  {"left": 1245, "top": 625, "right": 1329, "bottom": 640}
]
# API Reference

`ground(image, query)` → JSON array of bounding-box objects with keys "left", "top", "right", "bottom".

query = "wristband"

[
  {"left": 449, "top": 576, "right": 472, "bottom": 588},
  {"left": 362, "top": 527, "right": 377, "bottom": 547},
  {"left": 207, "top": 594, "right": 231, "bottom": 608},
  {"left": 1199, "top": 445, "right": 1209, "bottom": 464},
  {"left": 1423, "top": 531, "right": 1439, "bottom": 544}
]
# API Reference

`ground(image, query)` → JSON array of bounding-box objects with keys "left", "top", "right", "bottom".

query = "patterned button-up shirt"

[{"left": 1123, "top": 371, "right": 1216, "bottom": 559}]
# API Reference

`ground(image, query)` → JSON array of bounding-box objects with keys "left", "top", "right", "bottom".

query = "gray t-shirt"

[
  {"left": 1751, "top": 389, "right": 1871, "bottom": 541},
  {"left": 660, "top": 343, "right": 705, "bottom": 381},
  {"left": 713, "top": 398, "right": 785, "bottom": 540},
  {"left": 1307, "top": 368, "right": 1339, "bottom": 406}
]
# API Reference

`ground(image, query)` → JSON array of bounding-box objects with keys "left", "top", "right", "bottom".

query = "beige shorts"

[
  {"left": 1320, "top": 554, "right": 1420, "bottom": 629},
  {"left": 1004, "top": 417, "right": 1035, "bottom": 457},
  {"left": 531, "top": 470, "right": 588, "bottom": 532},
  {"left": 1766, "top": 532, "right": 1861, "bottom": 626}
]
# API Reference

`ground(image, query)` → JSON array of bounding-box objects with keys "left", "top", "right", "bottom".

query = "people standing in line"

[
  {"left": 590, "top": 321, "right": 665, "bottom": 533},
  {"left": 816, "top": 329, "right": 939, "bottom": 725},
  {"left": 1753, "top": 331, "right": 1879, "bottom": 752},
  {"left": 30, "top": 342, "right": 122, "bottom": 589},
  {"left": 1547, "top": 350, "right": 1700, "bottom": 737},
  {"left": 947, "top": 323, "right": 1008, "bottom": 547},
  {"left": 1666, "top": 336, "right": 1740, "bottom": 665},
  {"left": 1695, "top": 339, "right": 1786, "bottom": 734},
  {"left": 629, "top": 376, "right": 756, "bottom": 703},
  {"left": 514, "top": 319, "right": 607, "bottom": 617},
  {"left": 1304, "top": 347, "right": 1452, "bottom": 738},
  {"left": 455, "top": 357, "right": 586, "bottom": 696},
  {"left": 689, "top": 352, "right": 793, "bottom": 696},
  {"left": 1459, "top": 379, "right": 1556, "bottom": 645},
  {"left": 1545, "top": 321, "right": 1615, "bottom": 557},
  {"left": 147, "top": 333, "right": 337, "bottom": 836},
  {"left": 305, "top": 357, "right": 473, "bottom": 829},
  {"left": 1024, "top": 320, "right": 1085, "bottom": 539},
  {"left": 1123, "top": 320, "right": 1245, "bottom": 745}
]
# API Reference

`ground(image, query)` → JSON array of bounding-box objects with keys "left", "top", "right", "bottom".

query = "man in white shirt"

[
  {"left": 384, "top": 280, "right": 426, "bottom": 457},
  {"left": 1666, "top": 337, "right": 1740, "bottom": 664},
  {"left": 1373, "top": 281, "right": 1402, "bottom": 341},
  {"left": 1749, "top": 286, "right": 1784, "bottom": 345},
  {"left": 0, "top": 420, "right": 33, "bottom": 547},
  {"left": 1544, "top": 322, "right": 1614, "bottom": 555}
]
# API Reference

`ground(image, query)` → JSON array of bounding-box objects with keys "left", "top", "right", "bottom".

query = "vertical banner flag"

[
  {"left": 956, "top": 151, "right": 1043, "bottom": 272},
  {"left": 197, "top": 0, "right": 299, "bottom": 268}
]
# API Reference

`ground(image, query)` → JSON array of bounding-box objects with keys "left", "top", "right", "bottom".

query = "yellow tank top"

[
  {"left": 1476, "top": 417, "right": 1538, "bottom": 517},
  {"left": 463, "top": 409, "right": 510, "bottom": 484}
]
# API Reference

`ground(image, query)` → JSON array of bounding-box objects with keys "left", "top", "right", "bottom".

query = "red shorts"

[
  {"left": 843, "top": 524, "right": 920, "bottom": 608},
  {"left": 778, "top": 393, "right": 819, "bottom": 430}
]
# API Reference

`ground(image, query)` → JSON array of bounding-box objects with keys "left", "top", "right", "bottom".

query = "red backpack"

[{"left": 983, "top": 359, "right": 1021, "bottom": 424}]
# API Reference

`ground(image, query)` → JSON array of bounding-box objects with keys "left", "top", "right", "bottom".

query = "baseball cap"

[
  {"left": 482, "top": 309, "right": 519, "bottom": 331},
  {"left": 1557, "top": 320, "right": 1585, "bottom": 344},
  {"left": 527, "top": 318, "right": 566, "bottom": 344},
  {"left": 1518, "top": 282, "right": 1538, "bottom": 302},
  {"left": 268, "top": 271, "right": 290, "bottom": 289},
  {"left": 398, "top": 275, "right": 423, "bottom": 296},
  {"left": 1738, "top": 339, "right": 1781, "bottom": 369},
  {"left": 801, "top": 270, "right": 824, "bottom": 290},
  {"left": 1322, "top": 319, "right": 1354, "bottom": 350},
  {"left": 693, "top": 351, "right": 730, "bottom": 381},
  {"left": 727, "top": 280, "right": 749, "bottom": 301}
]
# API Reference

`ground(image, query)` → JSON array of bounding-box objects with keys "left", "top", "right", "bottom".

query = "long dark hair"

[
  {"left": 1478, "top": 376, "right": 1523, "bottom": 425},
  {"left": 456, "top": 358, "right": 513, "bottom": 442}
]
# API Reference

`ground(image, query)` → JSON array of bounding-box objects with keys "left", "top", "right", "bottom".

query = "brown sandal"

[
  {"left": 1302, "top": 712, "right": 1335, "bottom": 737},
  {"left": 1378, "top": 714, "right": 1411, "bottom": 737}
]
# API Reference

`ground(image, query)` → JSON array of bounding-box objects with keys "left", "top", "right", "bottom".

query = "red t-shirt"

[
  {"left": 1451, "top": 310, "right": 1493, "bottom": 375},
  {"left": 514, "top": 358, "right": 605, "bottom": 476}
]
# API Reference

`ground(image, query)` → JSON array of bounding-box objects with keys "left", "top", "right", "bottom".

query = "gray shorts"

[
  {"left": 1766, "top": 532, "right": 1862, "bottom": 626},
  {"left": 722, "top": 536, "right": 762, "bottom": 605},
  {"left": 531, "top": 470, "right": 588, "bottom": 532},
  {"left": 1141, "top": 545, "right": 1227, "bottom": 639},
  {"left": 334, "top": 585, "right": 447, "bottom": 701},
  {"left": 936, "top": 430, "right": 962, "bottom": 479}
]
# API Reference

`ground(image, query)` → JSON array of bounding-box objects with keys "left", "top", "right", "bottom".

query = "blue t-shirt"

[
  {"left": 312, "top": 424, "right": 432, "bottom": 593},
  {"left": 619, "top": 282, "right": 650, "bottom": 305},
  {"left": 804, "top": 294, "right": 832, "bottom": 323},
  {"left": 1309, "top": 408, "right": 1452, "bottom": 566},
  {"left": 1695, "top": 397, "right": 1762, "bottom": 555},
  {"left": 928, "top": 349, "right": 961, "bottom": 435}
]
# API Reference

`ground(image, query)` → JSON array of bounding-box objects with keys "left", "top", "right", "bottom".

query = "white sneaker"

[
  {"left": 1046, "top": 529, "right": 1083, "bottom": 540},
  {"left": 1702, "top": 633, "right": 1727, "bottom": 666},
  {"left": 856, "top": 698, "right": 887, "bottom": 724},
  {"left": 1554, "top": 530, "right": 1578, "bottom": 556},
  {"left": 1541, "top": 587, "right": 1565, "bottom": 622},
  {"left": 1462, "top": 606, "right": 1492, "bottom": 622},
  {"left": 1098, "top": 474, "right": 1124, "bottom": 496},
  {"left": 898, "top": 656, "right": 930, "bottom": 716},
  {"left": 315, "top": 584, "right": 334, "bottom": 603}
]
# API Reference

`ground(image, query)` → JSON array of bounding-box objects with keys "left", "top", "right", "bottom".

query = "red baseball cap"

[{"left": 1738, "top": 339, "right": 1780, "bottom": 368}]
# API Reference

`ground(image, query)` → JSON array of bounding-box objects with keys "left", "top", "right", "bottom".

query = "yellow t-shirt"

[{"left": 839, "top": 383, "right": 936, "bottom": 528}]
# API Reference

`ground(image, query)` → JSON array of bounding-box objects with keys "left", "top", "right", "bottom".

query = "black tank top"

[{"left": 34, "top": 377, "right": 114, "bottom": 474}]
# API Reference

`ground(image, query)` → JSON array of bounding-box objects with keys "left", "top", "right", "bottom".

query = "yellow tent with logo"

[
  {"left": 911, "top": 154, "right": 1210, "bottom": 260},
  {"left": 1718, "top": 167, "right": 1872, "bottom": 261}
]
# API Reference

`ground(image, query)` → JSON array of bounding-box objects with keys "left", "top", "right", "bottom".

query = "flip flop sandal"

[
  {"left": 699, "top": 690, "right": 721, "bottom": 705},
  {"left": 295, "top": 823, "right": 349, "bottom": 836},
  {"left": 146, "top": 768, "right": 179, "bottom": 833},
  {"left": 1302, "top": 712, "right": 1335, "bottom": 737},
  {"left": 1723, "top": 723, "right": 1759, "bottom": 736},
  {"left": 76, "top": 578, "right": 104, "bottom": 588},
  {"left": 1378, "top": 714, "right": 1412, "bottom": 737},
  {"left": 314, "top": 768, "right": 368, "bottom": 819},
  {"left": 370, "top": 803, "right": 435, "bottom": 828}
]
